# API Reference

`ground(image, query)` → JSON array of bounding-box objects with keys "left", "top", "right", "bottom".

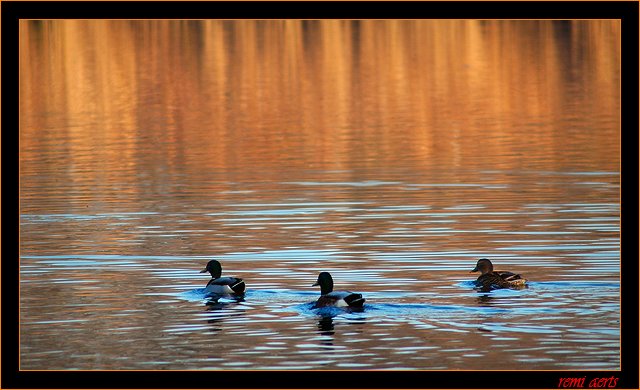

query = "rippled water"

[{"left": 19, "top": 20, "right": 620, "bottom": 371}]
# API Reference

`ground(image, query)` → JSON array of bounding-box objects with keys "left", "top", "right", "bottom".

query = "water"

[{"left": 19, "top": 20, "right": 620, "bottom": 371}]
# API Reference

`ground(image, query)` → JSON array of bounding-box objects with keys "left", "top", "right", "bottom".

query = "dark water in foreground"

[{"left": 19, "top": 20, "right": 620, "bottom": 370}]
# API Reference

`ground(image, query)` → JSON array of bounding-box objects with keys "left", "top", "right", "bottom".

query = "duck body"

[
  {"left": 312, "top": 272, "right": 365, "bottom": 308},
  {"left": 471, "top": 258, "right": 527, "bottom": 291},
  {"left": 315, "top": 291, "right": 365, "bottom": 308},
  {"left": 205, "top": 276, "right": 245, "bottom": 294},
  {"left": 200, "top": 260, "right": 245, "bottom": 295}
]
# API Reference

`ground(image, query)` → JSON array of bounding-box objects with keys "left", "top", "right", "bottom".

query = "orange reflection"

[{"left": 20, "top": 19, "right": 620, "bottom": 197}]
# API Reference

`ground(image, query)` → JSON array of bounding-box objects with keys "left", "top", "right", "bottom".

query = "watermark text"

[{"left": 558, "top": 376, "right": 618, "bottom": 388}]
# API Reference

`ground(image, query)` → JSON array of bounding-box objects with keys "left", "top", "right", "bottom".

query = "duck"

[
  {"left": 312, "top": 272, "right": 365, "bottom": 308},
  {"left": 200, "top": 259, "right": 245, "bottom": 295},
  {"left": 470, "top": 258, "right": 527, "bottom": 291}
]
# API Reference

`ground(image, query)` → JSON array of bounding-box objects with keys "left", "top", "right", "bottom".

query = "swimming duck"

[
  {"left": 312, "top": 272, "right": 365, "bottom": 308},
  {"left": 470, "top": 258, "right": 527, "bottom": 291},
  {"left": 200, "top": 259, "right": 245, "bottom": 295}
]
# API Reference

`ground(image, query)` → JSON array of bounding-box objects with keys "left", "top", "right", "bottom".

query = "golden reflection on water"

[{"left": 20, "top": 20, "right": 620, "bottom": 179}]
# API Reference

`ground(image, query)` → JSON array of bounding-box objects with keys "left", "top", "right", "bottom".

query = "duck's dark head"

[
  {"left": 200, "top": 259, "right": 222, "bottom": 278},
  {"left": 312, "top": 272, "right": 334, "bottom": 295},
  {"left": 471, "top": 258, "right": 494, "bottom": 275}
]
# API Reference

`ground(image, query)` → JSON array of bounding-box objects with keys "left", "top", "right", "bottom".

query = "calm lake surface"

[{"left": 19, "top": 20, "right": 620, "bottom": 370}]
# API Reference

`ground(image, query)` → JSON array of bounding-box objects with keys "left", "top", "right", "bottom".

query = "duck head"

[
  {"left": 200, "top": 259, "right": 223, "bottom": 278},
  {"left": 312, "top": 272, "right": 334, "bottom": 295},
  {"left": 471, "top": 258, "right": 494, "bottom": 275}
]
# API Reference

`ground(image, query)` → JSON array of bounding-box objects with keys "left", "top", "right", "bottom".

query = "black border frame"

[{"left": 4, "top": 1, "right": 638, "bottom": 389}]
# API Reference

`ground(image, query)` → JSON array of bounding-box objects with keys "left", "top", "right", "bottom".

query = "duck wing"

[
  {"left": 342, "top": 292, "right": 365, "bottom": 307},
  {"left": 495, "top": 271, "right": 527, "bottom": 286},
  {"left": 316, "top": 291, "right": 365, "bottom": 308},
  {"left": 476, "top": 273, "right": 511, "bottom": 290},
  {"left": 206, "top": 277, "right": 245, "bottom": 294}
]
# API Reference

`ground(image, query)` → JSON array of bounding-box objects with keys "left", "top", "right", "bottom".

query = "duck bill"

[
  {"left": 200, "top": 268, "right": 208, "bottom": 273},
  {"left": 312, "top": 282, "right": 319, "bottom": 287},
  {"left": 470, "top": 267, "right": 479, "bottom": 273}
]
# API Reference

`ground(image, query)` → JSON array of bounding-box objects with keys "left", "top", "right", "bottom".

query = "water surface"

[{"left": 19, "top": 20, "right": 620, "bottom": 370}]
